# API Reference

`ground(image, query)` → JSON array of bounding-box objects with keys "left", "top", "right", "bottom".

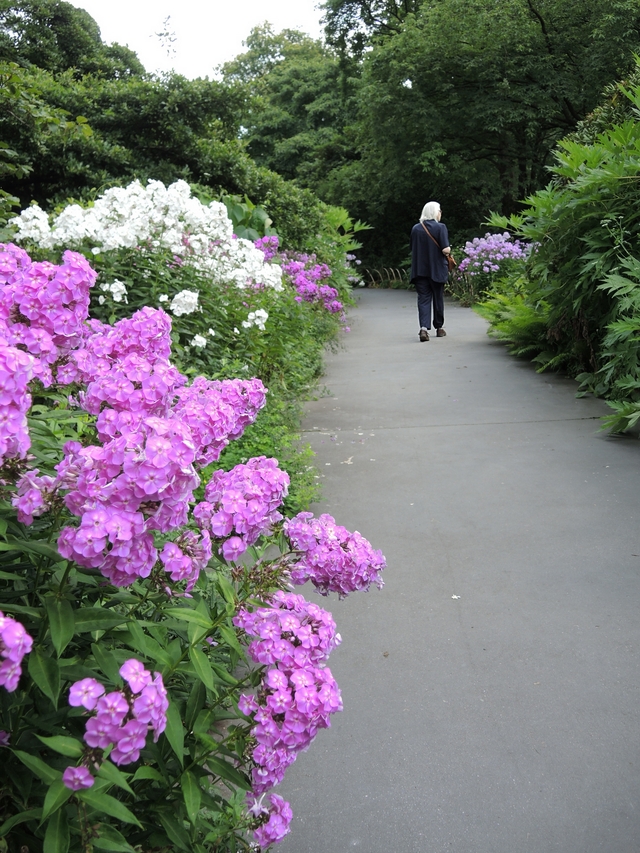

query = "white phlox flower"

[
  {"left": 99, "top": 280, "right": 128, "bottom": 303},
  {"left": 191, "top": 334, "right": 207, "bottom": 348},
  {"left": 241, "top": 309, "right": 268, "bottom": 332},
  {"left": 169, "top": 290, "right": 199, "bottom": 317},
  {"left": 11, "top": 179, "right": 284, "bottom": 295}
]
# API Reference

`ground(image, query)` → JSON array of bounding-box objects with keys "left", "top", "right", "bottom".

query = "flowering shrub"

[
  {"left": 0, "top": 243, "right": 385, "bottom": 851},
  {"left": 448, "top": 232, "right": 529, "bottom": 305}
]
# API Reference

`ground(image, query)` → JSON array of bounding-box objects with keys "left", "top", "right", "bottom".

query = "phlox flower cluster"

[
  {"left": 12, "top": 180, "right": 283, "bottom": 291},
  {"left": 0, "top": 341, "right": 34, "bottom": 466},
  {"left": 160, "top": 529, "right": 212, "bottom": 594},
  {"left": 284, "top": 512, "right": 386, "bottom": 598},
  {"left": 0, "top": 243, "right": 96, "bottom": 387},
  {"left": 235, "top": 591, "right": 342, "bottom": 846},
  {"left": 254, "top": 238, "right": 344, "bottom": 316},
  {"left": 62, "top": 659, "right": 168, "bottom": 790},
  {"left": 169, "top": 289, "right": 199, "bottom": 316},
  {"left": 98, "top": 280, "right": 128, "bottom": 304},
  {"left": 194, "top": 457, "right": 289, "bottom": 562},
  {"left": 0, "top": 611, "right": 33, "bottom": 692},
  {"left": 247, "top": 793, "right": 294, "bottom": 848},
  {"left": 458, "top": 232, "right": 528, "bottom": 277},
  {"left": 241, "top": 308, "right": 268, "bottom": 332}
]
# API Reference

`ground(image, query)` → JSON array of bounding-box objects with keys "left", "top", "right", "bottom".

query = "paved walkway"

[{"left": 278, "top": 289, "right": 640, "bottom": 853}]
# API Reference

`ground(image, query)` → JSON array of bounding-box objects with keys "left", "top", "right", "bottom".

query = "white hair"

[{"left": 420, "top": 201, "right": 441, "bottom": 221}]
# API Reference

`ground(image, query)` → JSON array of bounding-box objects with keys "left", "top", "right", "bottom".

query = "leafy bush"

[
  {"left": 479, "top": 71, "right": 640, "bottom": 420},
  {"left": 0, "top": 241, "right": 385, "bottom": 853}
]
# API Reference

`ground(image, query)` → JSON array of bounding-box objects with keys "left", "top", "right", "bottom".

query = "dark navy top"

[{"left": 410, "top": 220, "right": 450, "bottom": 283}]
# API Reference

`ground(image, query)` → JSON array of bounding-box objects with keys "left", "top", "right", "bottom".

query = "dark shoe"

[
  {"left": 419, "top": 329, "right": 430, "bottom": 342},
  {"left": 436, "top": 328, "right": 446, "bottom": 337}
]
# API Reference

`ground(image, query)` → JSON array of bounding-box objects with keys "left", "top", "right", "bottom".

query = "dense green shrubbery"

[{"left": 478, "top": 65, "right": 640, "bottom": 432}]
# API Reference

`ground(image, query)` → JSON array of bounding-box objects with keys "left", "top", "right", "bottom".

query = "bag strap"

[{"left": 421, "top": 220, "right": 442, "bottom": 251}]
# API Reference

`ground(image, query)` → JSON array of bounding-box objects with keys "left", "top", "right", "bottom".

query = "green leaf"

[
  {"left": 77, "top": 789, "right": 141, "bottom": 826},
  {"left": 132, "top": 766, "right": 163, "bottom": 783},
  {"left": 0, "top": 537, "right": 62, "bottom": 562},
  {"left": 45, "top": 598, "right": 75, "bottom": 656},
  {"left": 97, "top": 760, "right": 134, "bottom": 794},
  {"left": 216, "top": 574, "right": 236, "bottom": 606},
  {"left": 0, "top": 601, "right": 43, "bottom": 618},
  {"left": 91, "top": 643, "right": 122, "bottom": 684},
  {"left": 205, "top": 755, "right": 250, "bottom": 791},
  {"left": 218, "top": 624, "right": 243, "bottom": 655},
  {"left": 41, "top": 779, "right": 73, "bottom": 822},
  {"left": 166, "top": 609, "right": 212, "bottom": 628},
  {"left": 0, "top": 807, "right": 42, "bottom": 836},
  {"left": 13, "top": 750, "right": 59, "bottom": 785},
  {"left": 181, "top": 771, "right": 201, "bottom": 824},
  {"left": 157, "top": 812, "right": 190, "bottom": 851},
  {"left": 210, "top": 661, "right": 238, "bottom": 686},
  {"left": 36, "top": 735, "right": 83, "bottom": 758},
  {"left": 92, "top": 824, "right": 137, "bottom": 853},
  {"left": 28, "top": 650, "right": 61, "bottom": 707},
  {"left": 75, "top": 609, "right": 128, "bottom": 633},
  {"left": 43, "top": 808, "right": 69, "bottom": 853},
  {"left": 163, "top": 700, "right": 185, "bottom": 766},
  {"left": 189, "top": 647, "right": 214, "bottom": 691}
]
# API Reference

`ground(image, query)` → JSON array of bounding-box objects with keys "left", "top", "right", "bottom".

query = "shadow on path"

[{"left": 278, "top": 289, "right": 640, "bottom": 853}]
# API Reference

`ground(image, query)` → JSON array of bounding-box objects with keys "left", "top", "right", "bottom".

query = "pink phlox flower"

[
  {"left": 69, "top": 677, "right": 105, "bottom": 710},
  {"left": 120, "top": 659, "right": 152, "bottom": 694},
  {"left": 62, "top": 765, "right": 95, "bottom": 791}
]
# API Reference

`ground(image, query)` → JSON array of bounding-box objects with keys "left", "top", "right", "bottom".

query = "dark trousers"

[{"left": 414, "top": 276, "right": 445, "bottom": 330}]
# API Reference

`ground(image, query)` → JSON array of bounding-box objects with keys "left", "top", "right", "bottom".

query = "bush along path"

[{"left": 0, "top": 186, "right": 385, "bottom": 852}]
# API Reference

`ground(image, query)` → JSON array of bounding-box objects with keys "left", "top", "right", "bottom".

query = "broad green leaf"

[
  {"left": 132, "top": 766, "right": 163, "bottom": 783},
  {"left": 181, "top": 771, "right": 201, "bottom": 824},
  {"left": 28, "top": 650, "right": 61, "bottom": 707},
  {"left": 189, "top": 647, "right": 214, "bottom": 691},
  {"left": 93, "top": 825, "right": 137, "bottom": 853},
  {"left": 77, "top": 789, "right": 141, "bottom": 827},
  {"left": 43, "top": 808, "right": 69, "bottom": 853},
  {"left": 0, "top": 601, "right": 43, "bottom": 618},
  {"left": 205, "top": 755, "right": 250, "bottom": 791},
  {"left": 74, "top": 609, "right": 128, "bottom": 633},
  {"left": 41, "top": 779, "right": 72, "bottom": 822},
  {"left": 91, "top": 643, "right": 122, "bottom": 684},
  {"left": 97, "top": 760, "right": 134, "bottom": 794},
  {"left": 0, "top": 807, "right": 42, "bottom": 836},
  {"left": 163, "top": 701, "right": 185, "bottom": 766},
  {"left": 157, "top": 812, "right": 190, "bottom": 851},
  {"left": 166, "top": 609, "right": 212, "bottom": 628},
  {"left": 45, "top": 598, "right": 75, "bottom": 656},
  {"left": 36, "top": 735, "right": 83, "bottom": 758},
  {"left": 13, "top": 751, "right": 59, "bottom": 785}
]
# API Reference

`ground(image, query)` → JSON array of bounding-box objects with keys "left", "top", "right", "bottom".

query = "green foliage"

[
  {"left": 0, "top": 0, "right": 145, "bottom": 77},
  {"left": 325, "top": 0, "right": 640, "bottom": 266},
  {"left": 477, "top": 63, "right": 640, "bottom": 432}
]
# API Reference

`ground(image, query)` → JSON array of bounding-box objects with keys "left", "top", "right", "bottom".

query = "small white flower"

[
  {"left": 98, "top": 295, "right": 105, "bottom": 305},
  {"left": 191, "top": 334, "right": 207, "bottom": 348},
  {"left": 158, "top": 294, "right": 169, "bottom": 303},
  {"left": 169, "top": 289, "right": 199, "bottom": 316},
  {"left": 208, "top": 328, "right": 216, "bottom": 337},
  {"left": 234, "top": 327, "right": 239, "bottom": 334}
]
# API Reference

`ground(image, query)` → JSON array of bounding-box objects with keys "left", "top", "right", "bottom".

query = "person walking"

[{"left": 410, "top": 201, "right": 451, "bottom": 342}]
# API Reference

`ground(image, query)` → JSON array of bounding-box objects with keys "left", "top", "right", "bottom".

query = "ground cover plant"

[{"left": 0, "top": 237, "right": 385, "bottom": 853}]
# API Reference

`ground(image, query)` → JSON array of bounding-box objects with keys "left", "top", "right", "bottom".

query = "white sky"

[{"left": 69, "top": 0, "right": 324, "bottom": 79}]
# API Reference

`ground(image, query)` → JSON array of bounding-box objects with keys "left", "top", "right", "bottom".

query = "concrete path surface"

[{"left": 277, "top": 288, "right": 640, "bottom": 853}]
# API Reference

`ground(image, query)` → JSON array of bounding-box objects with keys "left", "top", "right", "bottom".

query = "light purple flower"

[
  {"left": 62, "top": 765, "right": 94, "bottom": 791},
  {"left": 69, "top": 677, "right": 105, "bottom": 710}
]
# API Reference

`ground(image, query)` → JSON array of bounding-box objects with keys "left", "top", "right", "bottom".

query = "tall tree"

[{"left": 328, "top": 0, "right": 640, "bottom": 263}]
